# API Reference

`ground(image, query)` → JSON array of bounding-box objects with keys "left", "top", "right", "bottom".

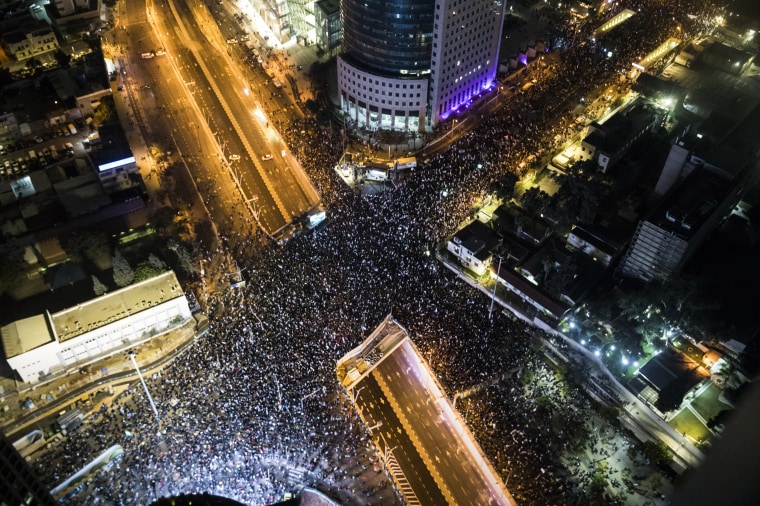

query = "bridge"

[
  {"left": 337, "top": 316, "right": 516, "bottom": 506},
  {"left": 595, "top": 9, "right": 635, "bottom": 36}
]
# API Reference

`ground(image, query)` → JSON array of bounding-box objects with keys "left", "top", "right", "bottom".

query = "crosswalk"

[{"left": 287, "top": 466, "right": 306, "bottom": 484}]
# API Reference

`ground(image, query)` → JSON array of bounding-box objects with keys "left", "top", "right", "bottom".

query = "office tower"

[
  {"left": 0, "top": 432, "right": 57, "bottom": 506},
  {"left": 338, "top": 0, "right": 506, "bottom": 131}
]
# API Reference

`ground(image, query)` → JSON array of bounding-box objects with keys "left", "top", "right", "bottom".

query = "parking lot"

[{"left": 1, "top": 129, "right": 80, "bottom": 180}]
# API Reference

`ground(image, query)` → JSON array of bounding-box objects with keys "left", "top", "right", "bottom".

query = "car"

[
  {"left": 229, "top": 154, "right": 240, "bottom": 161},
  {"left": 141, "top": 85, "right": 151, "bottom": 90},
  {"left": 34, "top": 136, "right": 44, "bottom": 143},
  {"left": 261, "top": 154, "right": 273, "bottom": 161},
  {"left": 227, "top": 38, "right": 238, "bottom": 44},
  {"left": 256, "top": 56, "right": 263, "bottom": 63}
]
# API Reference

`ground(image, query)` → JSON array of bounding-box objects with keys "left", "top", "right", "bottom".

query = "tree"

[
  {"left": 489, "top": 173, "right": 519, "bottom": 201},
  {"left": 520, "top": 187, "right": 549, "bottom": 217},
  {"left": 112, "top": 249, "right": 134, "bottom": 287},
  {"left": 134, "top": 261, "right": 162, "bottom": 282},
  {"left": 167, "top": 239, "right": 198, "bottom": 275},
  {"left": 0, "top": 243, "right": 26, "bottom": 296},
  {"left": 53, "top": 49, "right": 71, "bottom": 68},
  {"left": 92, "top": 275, "right": 108, "bottom": 296},
  {"left": 639, "top": 440, "right": 672, "bottom": 466},
  {"left": 147, "top": 253, "right": 167, "bottom": 271},
  {"left": 62, "top": 229, "right": 112, "bottom": 269},
  {"left": 93, "top": 100, "right": 114, "bottom": 127}
]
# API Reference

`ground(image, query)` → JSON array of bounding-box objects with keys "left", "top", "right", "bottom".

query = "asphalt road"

[
  {"left": 355, "top": 341, "right": 514, "bottom": 506},
  {"left": 356, "top": 373, "right": 448, "bottom": 506},
  {"left": 161, "top": 0, "right": 320, "bottom": 232}
]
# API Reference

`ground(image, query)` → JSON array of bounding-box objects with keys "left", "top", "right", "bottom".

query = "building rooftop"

[
  {"left": 584, "top": 103, "right": 657, "bottom": 155},
  {"left": 1, "top": 314, "right": 53, "bottom": 359},
  {"left": 52, "top": 270, "right": 183, "bottom": 342},
  {"left": 651, "top": 167, "right": 732, "bottom": 239},
  {"left": 451, "top": 220, "right": 501, "bottom": 261},
  {"left": 633, "top": 347, "right": 708, "bottom": 411},
  {"left": 315, "top": 0, "right": 340, "bottom": 16},
  {"left": 88, "top": 123, "right": 134, "bottom": 171}
]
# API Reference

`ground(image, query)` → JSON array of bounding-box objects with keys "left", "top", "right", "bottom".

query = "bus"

[{"left": 394, "top": 156, "right": 417, "bottom": 170}]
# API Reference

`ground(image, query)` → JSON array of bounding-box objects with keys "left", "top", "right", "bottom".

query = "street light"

[
  {"left": 127, "top": 351, "right": 160, "bottom": 423},
  {"left": 489, "top": 255, "right": 503, "bottom": 321}
]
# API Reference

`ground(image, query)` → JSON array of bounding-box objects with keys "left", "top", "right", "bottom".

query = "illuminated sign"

[
  {"left": 11, "top": 175, "right": 35, "bottom": 198},
  {"left": 98, "top": 156, "right": 136, "bottom": 172},
  {"left": 309, "top": 211, "right": 327, "bottom": 226}
]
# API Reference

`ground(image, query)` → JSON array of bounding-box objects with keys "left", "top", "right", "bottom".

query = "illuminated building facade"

[
  {"left": 1, "top": 271, "right": 192, "bottom": 383},
  {"left": 428, "top": 0, "right": 506, "bottom": 124},
  {"left": 255, "top": 0, "right": 317, "bottom": 45},
  {"left": 338, "top": 0, "right": 505, "bottom": 130}
]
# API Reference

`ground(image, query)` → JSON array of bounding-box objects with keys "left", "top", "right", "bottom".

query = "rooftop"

[
  {"left": 1, "top": 314, "right": 53, "bottom": 359},
  {"left": 651, "top": 167, "right": 732, "bottom": 239},
  {"left": 451, "top": 220, "right": 502, "bottom": 260},
  {"left": 52, "top": 270, "right": 183, "bottom": 342}
]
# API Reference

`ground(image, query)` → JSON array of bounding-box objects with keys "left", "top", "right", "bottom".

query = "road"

[
  {"left": 354, "top": 339, "right": 514, "bottom": 506},
  {"left": 108, "top": 0, "right": 319, "bottom": 238},
  {"left": 156, "top": 0, "right": 320, "bottom": 234}
]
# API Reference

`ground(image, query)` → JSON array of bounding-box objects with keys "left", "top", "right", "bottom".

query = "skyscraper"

[
  {"left": 0, "top": 432, "right": 57, "bottom": 506},
  {"left": 338, "top": 0, "right": 506, "bottom": 131}
]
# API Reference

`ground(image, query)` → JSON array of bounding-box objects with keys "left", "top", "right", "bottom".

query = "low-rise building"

[
  {"left": 578, "top": 102, "right": 659, "bottom": 173},
  {"left": 2, "top": 24, "right": 60, "bottom": 62},
  {"left": 447, "top": 220, "right": 502, "bottom": 276},
  {"left": 1, "top": 271, "right": 192, "bottom": 383},
  {"left": 566, "top": 224, "right": 624, "bottom": 267}
]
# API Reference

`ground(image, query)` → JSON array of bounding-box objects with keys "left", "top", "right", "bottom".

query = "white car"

[
  {"left": 261, "top": 154, "right": 273, "bottom": 161},
  {"left": 229, "top": 154, "right": 241, "bottom": 161}
]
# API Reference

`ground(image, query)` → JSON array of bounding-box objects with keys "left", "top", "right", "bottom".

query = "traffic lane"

[
  {"left": 205, "top": 62, "right": 314, "bottom": 220},
  {"left": 152, "top": 8, "right": 284, "bottom": 232},
  {"left": 356, "top": 374, "right": 448, "bottom": 506},
  {"left": 172, "top": 0, "right": 309, "bottom": 224},
  {"left": 376, "top": 347, "right": 508, "bottom": 506}
]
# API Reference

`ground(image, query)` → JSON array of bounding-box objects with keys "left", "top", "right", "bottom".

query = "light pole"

[
  {"left": 127, "top": 351, "right": 160, "bottom": 423},
  {"left": 349, "top": 385, "right": 366, "bottom": 404},
  {"left": 489, "top": 255, "right": 503, "bottom": 320},
  {"left": 300, "top": 387, "right": 321, "bottom": 411}
]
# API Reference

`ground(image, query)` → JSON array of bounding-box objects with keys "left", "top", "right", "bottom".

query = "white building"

[
  {"left": 447, "top": 220, "right": 501, "bottom": 276},
  {"left": 337, "top": 58, "right": 429, "bottom": 132},
  {"left": 1, "top": 271, "right": 192, "bottom": 383},
  {"left": 428, "top": 0, "right": 506, "bottom": 125},
  {"left": 2, "top": 25, "right": 59, "bottom": 62}
]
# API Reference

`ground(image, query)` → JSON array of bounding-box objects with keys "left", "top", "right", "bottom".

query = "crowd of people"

[{"left": 30, "top": 1, "right": 722, "bottom": 504}]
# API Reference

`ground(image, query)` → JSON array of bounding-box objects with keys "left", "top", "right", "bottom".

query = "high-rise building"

[
  {"left": 428, "top": 0, "right": 506, "bottom": 125},
  {"left": 338, "top": 0, "right": 506, "bottom": 131},
  {"left": 256, "top": 0, "right": 317, "bottom": 45},
  {"left": 0, "top": 432, "right": 57, "bottom": 506}
]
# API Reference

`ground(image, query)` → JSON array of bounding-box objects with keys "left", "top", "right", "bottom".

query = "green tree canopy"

[
  {"left": 91, "top": 275, "right": 108, "bottom": 296},
  {"left": 112, "top": 249, "right": 134, "bottom": 287},
  {"left": 62, "top": 229, "right": 112, "bottom": 269},
  {"left": 134, "top": 261, "right": 162, "bottom": 282},
  {"left": 489, "top": 173, "right": 519, "bottom": 201},
  {"left": 0, "top": 243, "right": 26, "bottom": 295},
  {"left": 520, "top": 187, "right": 550, "bottom": 217}
]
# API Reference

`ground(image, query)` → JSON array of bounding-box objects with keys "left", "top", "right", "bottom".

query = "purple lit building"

[{"left": 337, "top": 0, "right": 506, "bottom": 131}]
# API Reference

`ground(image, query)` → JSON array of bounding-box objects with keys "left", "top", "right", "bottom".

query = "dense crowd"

[{"left": 31, "top": 1, "right": 720, "bottom": 504}]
